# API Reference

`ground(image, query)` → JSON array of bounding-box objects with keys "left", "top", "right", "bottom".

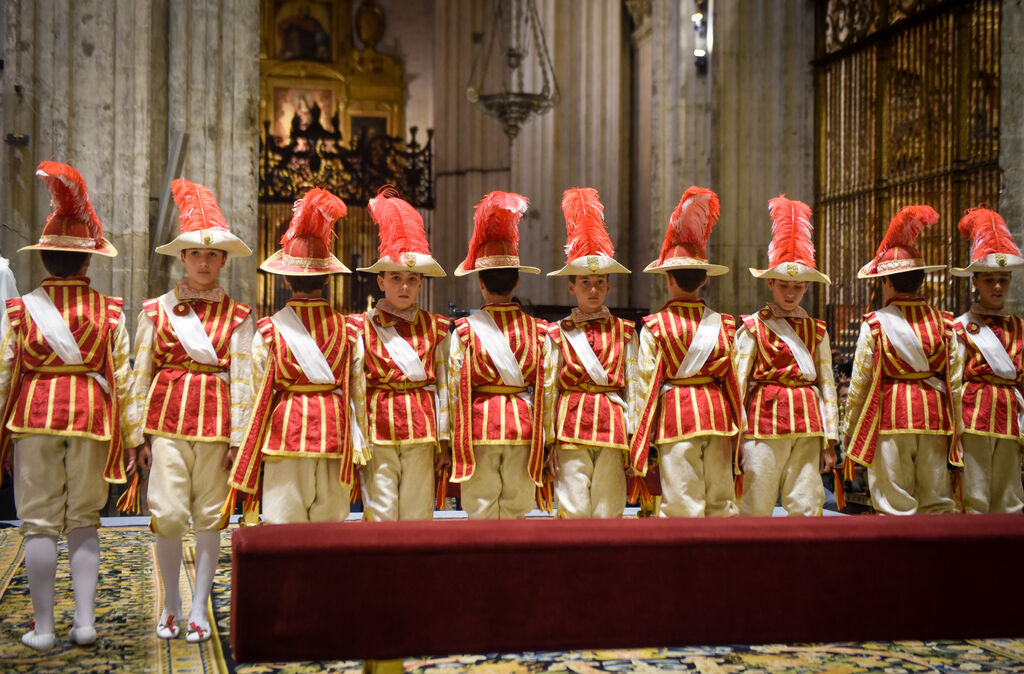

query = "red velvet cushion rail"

[{"left": 230, "top": 515, "right": 1024, "bottom": 663}]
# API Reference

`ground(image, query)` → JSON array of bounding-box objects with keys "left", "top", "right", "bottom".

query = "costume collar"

[
  {"left": 883, "top": 296, "right": 926, "bottom": 307},
  {"left": 286, "top": 297, "right": 329, "bottom": 308},
  {"left": 375, "top": 298, "right": 419, "bottom": 324},
  {"left": 663, "top": 298, "right": 706, "bottom": 311},
  {"left": 42, "top": 276, "right": 90, "bottom": 288},
  {"left": 569, "top": 306, "right": 612, "bottom": 324},
  {"left": 767, "top": 302, "right": 808, "bottom": 319},
  {"left": 176, "top": 279, "right": 224, "bottom": 303},
  {"left": 970, "top": 302, "right": 1011, "bottom": 317},
  {"left": 482, "top": 302, "right": 522, "bottom": 312}
]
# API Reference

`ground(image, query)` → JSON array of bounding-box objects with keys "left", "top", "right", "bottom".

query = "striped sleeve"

[
  {"left": 229, "top": 316, "right": 256, "bottom": 447},
  {"left": 816, "top": 331, "right": 839, "bottom": 443},
  {"left": 434, "top": 330, "right": 451, "bottom": 443},
  {"left": 112, "top": 314, "right": 143, "bottom": 448},
  {"left": 623, "top": 330, "right": 639, "bottom": 436},
  {"left": 0, "top": 312, "right": 14, "bottom": 417},
  {"left": 128, "top": 311, "right": 156, "bottom": 446}
]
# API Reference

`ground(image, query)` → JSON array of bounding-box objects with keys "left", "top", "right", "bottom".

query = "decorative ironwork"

[
  {"left": 259, "top": 117, "right": 434, "bottom": 208},
  {"left": 466, "top": 0, "right": 560, "bottom": 140},
  {"left": 816, "top": 0, "right": 1000, "bottom": 354}
]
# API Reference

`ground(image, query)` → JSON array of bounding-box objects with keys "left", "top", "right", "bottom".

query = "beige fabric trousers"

[
  {"left": 360, "top": 442, "right": 435, "bottom": 521},
  {"left": 14, "top": 434, "right": 108, "bottom": 537},
  {"left": 147, "top": 436, "right": 230, "bottom": 537},
  {"left": 657, "top": 435, "right": 738, "bottom": 518},
  {"left": 739, "top": 436, "right": 824, "bottom": 516},
  {"left": 460, "top": 444, "right": 534, "bottom": 520},
  {"left": 554, "top": 447, "right": 626, "bottom": 518},
  {"left": 867, "top": 433, "right": 956, "bottom": 515},
  {"left": 961, "top": 432, "right": 1024, "bottom": 514},
  {"left": 263, "top": 456, "right": 351, "bottom": 524}
]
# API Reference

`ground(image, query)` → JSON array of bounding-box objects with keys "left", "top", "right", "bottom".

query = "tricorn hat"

[
  {"left": 357, "top": 187, "right": 445, "bottom": 277},
  {"left": 548, "top": 187, "right": 630, "bottom": 276},
  {"left": 20, "top": 161, "right": 117, "bottom": 257},
  {"left": 454, "top": 191, "right": 540, "bottom": 276},
  {"left": 749, "top": 195, "right": 830, "bottom": 284},
  {"left": 858, "top": 205, "right": 945, "bottom": 278},
  {"left": 260, "top": 187, "right": 351, "bottom": 275},
  {"left": 155, "top": 179, "right": 252, "bottom": 258},
  {"left": 951, "top": 206, "right": 1024, "bottom": 276},
  {"left": 644, "top": 186, "right": 728, "bottom": 275}
]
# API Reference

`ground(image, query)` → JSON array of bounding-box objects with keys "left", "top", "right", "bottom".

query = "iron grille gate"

[{"left": 814, "top": 0, "right": 1001, "bottom": 355}]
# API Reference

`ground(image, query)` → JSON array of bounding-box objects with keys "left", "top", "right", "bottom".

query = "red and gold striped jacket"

[
  {"left": 230, "top": 299, "right": 361, "bottom": 493},
  {"left": 132, "top": 293, "right": 252, "bottom": 444},
  {"left": 544, "top": 314, "right": 637, "bottom": 451},
  {"left": 349, "top": 308, "right": 450, "bottom": 446},
  {"left": 844, "top": 298, "right": 962, "bottom": 468},
  {"left": 953, "top": 311, "right": 1024, "bottom": 440},
  {"left": 629, "top": 300, "right": 742, "bottom": 474},
  {"left": 734, "top": 308, "right": 839, "bottom": 441},
  {"left": 449, "top": 303, "right": 548, "bottom": 485},
  {"left": 0, "top": 278, "right": 134, "bottom": 483}
]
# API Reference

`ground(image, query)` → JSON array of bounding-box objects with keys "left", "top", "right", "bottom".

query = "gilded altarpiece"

[
  {"left": 815, "top": 0, "right": 1000, "bottom": 354},
  {"left": 258, "top": 0, "right": 434, "bottom": 315}
]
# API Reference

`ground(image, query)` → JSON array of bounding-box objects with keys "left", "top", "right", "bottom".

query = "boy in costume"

[
  {"left": 352, "top": 188, "right": 450, "bottom": 521},
  {"left": 543, "top": 187, "right": 637, "bottom": 518},
  {"left": 130, "top": 179, "right": 254, "bottom": 642},
  {"left": 447, "top": 191, "right": 548, "bottom": 519},
  {"left": 229, "top": 188, "right": 367, "bottom": 523},
  {"left": 733, "top": 195, "right": 839, "bottom": 516},
  {"left": 629, "top": 186, "right": 742, "bottom": 518},
  {"left": 950, "top": 207, "right": 1024, "bottom": 513},
  {"left": 843, "top": 205, "right": 962, "bottom": 515},
  {"left": 0, "top": 162, "right": 137, "bottom": 650}
]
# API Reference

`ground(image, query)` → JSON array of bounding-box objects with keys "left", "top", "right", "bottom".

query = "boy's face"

[
  {"left": 180, "top": 248, "right": 227, "bottom": 290},
  {"left": 973, "top": 271, "right": 1012, "bottom": 309},
  {"left": 568, "top": 274, "right": 610, "bottom": 314},
  {"left": 768, "top": 279, "right": 809, "bottom": 312},
  {"left": 377, "top": 270, "right": 423, "bottom": 311}
]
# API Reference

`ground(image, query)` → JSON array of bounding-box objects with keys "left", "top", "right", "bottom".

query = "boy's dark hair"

[
  {"left": 286, "top": 274, "right": 329, "bottom": 294},
  {"left": 668, "top": 268, "right": 707, "bottom": 292},
  {"left": 888, "top": 269, "right": 925, "bottom": 294},
  {"left": 479, "top": 268, "right": 519, "bottom": 296},
  {"left": 40, "top": 250, "right": 89, "bottom": 278}
]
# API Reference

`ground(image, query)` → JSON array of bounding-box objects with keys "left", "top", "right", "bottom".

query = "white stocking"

[
  {"left": 155, "top": 536, "right": 183, "bottom": 617},
  {"left": 66, "top": 527, "right": 99, "bottom": 630},
  {"left": 23, "top": 535, "right": 58, "bottom": 636},
  {"left": 189, "top": 531, "right": 220, "bottom": 630}
]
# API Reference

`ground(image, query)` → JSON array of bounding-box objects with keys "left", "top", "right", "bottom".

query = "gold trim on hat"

[
  {"left": 875, "top": 256, "right": 927, "bottom": 273},
  {"left": 39, "top": 234, "right": 97, "bottom": 249},
  {"left": 278, "top": 253, "right": 336, "bottom": 269}
]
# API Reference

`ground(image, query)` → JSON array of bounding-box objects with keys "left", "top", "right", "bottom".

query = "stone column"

[
  {"left": 161, "top": 0, "right": 261, "bottom": 304},
  {"left": 509, "top": 0, "right": 631, "bottom": 310},
  {"left": 0, "top": 0, "right": 153, "bottom": 325},
  {"left": 1000, "top": 0, "right": 1024, "bottom": 315},
  {"left": 432, "top": 0, "right": 511, "bottom": 313},
  {"left": 710, "top": 0, "right": 815, "bottom": 316},
  {"left": 628, "top": 0, "right": 654, "bottom": 310}
]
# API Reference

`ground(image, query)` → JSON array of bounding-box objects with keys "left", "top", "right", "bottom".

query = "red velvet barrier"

[{"left": 230, "top": 515, "right": 1024, "bottom": 663}]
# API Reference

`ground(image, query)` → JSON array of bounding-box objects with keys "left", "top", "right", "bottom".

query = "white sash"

[
  {"left": 368, "top": 309, "right": 428, "bottom": 382},
  {"left": 467, "top": 311, "right": 526, "bottom": 387},
  {"left": 876, "top": 304, "right": 946, "bottom": 394},
  {"left": 674, "top": 308, "right": 721, "bottom": 380},
  {"left": 957, "top": 313, "right": 1018, "bottom": 380},
  {"left": 158, "top": 290, "right": 220, "bottom": 366},
  {"left": 22, "top": 288, "right": 110, "bottom": 394},
  {"left": 467, "top": 310, "right": 533, "bottom": 406},
  {"left": 271, "top": 306, "right": 336, "bottom": 385},
  {"left": 562, "top": 322, "right": 627, "bottom": 411},
  {"left": 759, "top": 314, "right": 816, "bottom": 381},
  {"left": 957, "top": 312, "right": 1024, "bottom": 429}
]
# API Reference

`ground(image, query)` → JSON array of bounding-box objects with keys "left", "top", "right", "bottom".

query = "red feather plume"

[
  {"left": 35, "top": 161, "right": 103, "bottom": 239},
  {"left": 282, "top": 187, "right": 346, "bottom": 246},
  {"left": 368, "top": 186, "right": 431, "bottom": 258},
  {"left": 171, "top": 179, "right": 229, "bottom": 233},
  {"left": 957, "top": 206, "right": 1021, "bottom": 259},
  {"left": 466, "top": 190, "right": 529, "bottom": 261},
  {"left": 874, "top": 205, "right": 938, "bottom": 257},
  {"left": 561, "top": 187, "right": 615, "bottom": 261},
  {"left": 766, "top": 195, "right": 816, "bottom": 267},
  {"left": 660, "top": 186, "right": 720, "bottom": 260}
]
